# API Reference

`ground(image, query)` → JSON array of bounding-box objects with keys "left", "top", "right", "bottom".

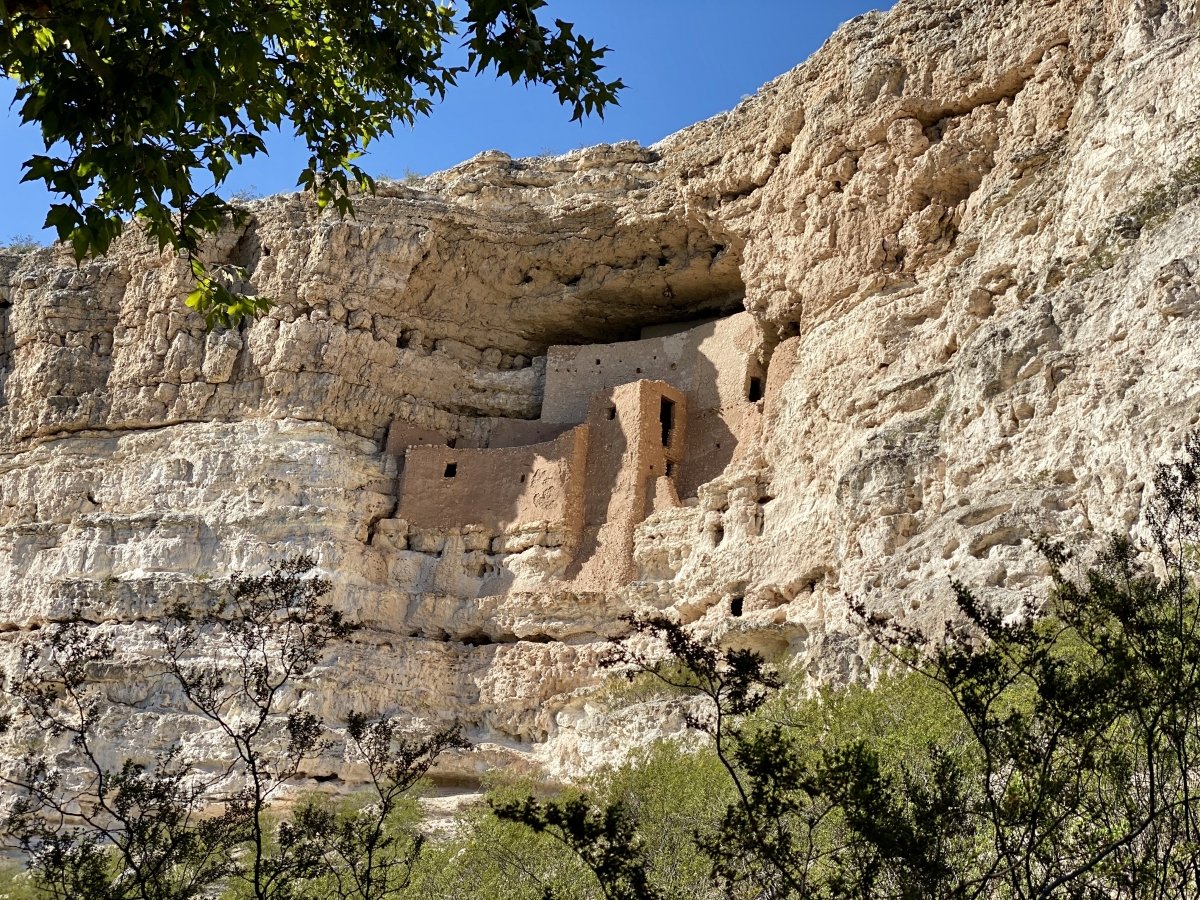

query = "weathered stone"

[{"left": 2, "top": 0, "right": 1200, "bottom": 799}]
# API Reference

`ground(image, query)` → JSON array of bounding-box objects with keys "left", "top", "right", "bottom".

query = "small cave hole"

[
  {"left": 262, "top": 245, "right": 272, "bottom": 257},
  {"left": 636, "top": 367, "right": 642, "bottom": 374},
  {"left": 756, "top": 495, "right": 774, "bottom": 536},
  {"left": 658, "top": 255, "right": 669, "bottom": 267},
  {"left": 443, "top": 462, "right": 458, "bottom": 478},
  {"left": 565, "top": 273, "right": 582, "bottom": 287},
  {"left": 595, "top": 358, "right": 601, "bottom": 365},
  {"left": 446, "top": 437, "right": 458, "bottom": 449},
  {"left": 712, "top": 525, "right": 725, "bottom": 547},
  {"left": 747, "top": 376, "right": 764, "bottom": 402},
  {"left": 520, "top": 272, "right": 533, "bottom": 285},
  {"left": 606, "top": 405, "right": 617, "bottom": 421},
  {"left": 519, "top": 473, "right": 526, "bottom": 484},
  {"left": 659, "top": 397, "right": 676, "bottom": 447},
  {"left": 312, "top": 773, "right": 340, "bottom": 784},
  {"left": 730, "top": 596, "right": 744, "bottom": 617}
]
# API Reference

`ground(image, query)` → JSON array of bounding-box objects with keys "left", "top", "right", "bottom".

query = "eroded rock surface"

[{"left": 2, "top": 0, "right": 1200, "bottom": 790}]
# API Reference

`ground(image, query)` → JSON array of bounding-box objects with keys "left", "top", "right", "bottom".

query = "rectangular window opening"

[
  {"left": 747, "top": 376, "right": 764, "bottom": 402},
  {"left": 443, "top": 462, "right": 458, "bottom": 478},
  {"left": 665, "top": 461, "right": 676, "bottom": 477},
  {"left": 659, "top": 397, "right": 675, "bottom": 448}
]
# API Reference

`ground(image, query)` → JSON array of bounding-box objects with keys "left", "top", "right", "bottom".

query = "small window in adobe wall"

[
  {"left": 659, "top": 397, "right": 675, "bottom": 447},
  {"left": 443, "top": 462, "right": 458, "bottom": 478}
]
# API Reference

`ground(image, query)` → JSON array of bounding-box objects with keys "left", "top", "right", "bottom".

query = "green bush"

[
  {"left": 0, "top": 866, "right": 42, "bottom": 900},
  {"left": 0, "top": 234, "right": 44, "bottom": 253},
  {"left": 408, "top": 779, "right": 593, "bottom": 900}
]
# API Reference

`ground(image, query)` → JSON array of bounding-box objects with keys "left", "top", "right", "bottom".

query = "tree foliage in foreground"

[
  {"left": 0, "top": 0, "right": 623, "bottom": 325},
  {"left": 498, "top": 430, "right": 1200, "bottom": 898},
  {"left": 0, "top": 556, "right": 466, "bottom": 900}
]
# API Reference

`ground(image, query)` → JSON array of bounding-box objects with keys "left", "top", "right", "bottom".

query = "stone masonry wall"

[{"left": 396, "top": 427, "right": 588, "bottom": 533}]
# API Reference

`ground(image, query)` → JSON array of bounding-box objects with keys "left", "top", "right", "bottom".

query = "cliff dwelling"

[
  {"left": 386, "top": 311, "right": 766, "bottom": 593},
  {"left": 5, "top": 1, "right": 1199, "bottom": 867}
]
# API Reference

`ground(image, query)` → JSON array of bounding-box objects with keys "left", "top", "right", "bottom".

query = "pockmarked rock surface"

[{"left": 2, "top": 0, "right": 1200, "bottom": 792}]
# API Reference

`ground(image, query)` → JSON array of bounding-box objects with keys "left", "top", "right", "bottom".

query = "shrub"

[
  {"left": 0, "top": 556, "right": 464, "bottom": 900},
  {"left": 501, "top": 431, "right": 1200, "bottom": 898},
  {"left": 0, "top": 234, "right": 44, "bottom": 253}
]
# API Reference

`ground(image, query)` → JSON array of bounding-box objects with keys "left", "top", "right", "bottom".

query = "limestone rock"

[{"left": 2, "top": 0, "right": 1200, "bottom": 795}]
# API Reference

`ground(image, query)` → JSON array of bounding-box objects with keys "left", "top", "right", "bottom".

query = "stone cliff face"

[{"left": 2, "top": 0, "right": 1200, "bottom": 790}]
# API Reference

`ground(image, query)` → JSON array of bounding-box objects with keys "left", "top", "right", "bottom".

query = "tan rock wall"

[
  {"left": 2, "top": 0, "right": 1200, "bottom": 793},
  {"left": 569, "top": 380, "right": 687, "bottom": 589}
]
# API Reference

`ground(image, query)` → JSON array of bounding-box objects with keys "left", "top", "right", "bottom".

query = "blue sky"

[{"left": 0, "top": 1, "right": 893, "bottom": 242}]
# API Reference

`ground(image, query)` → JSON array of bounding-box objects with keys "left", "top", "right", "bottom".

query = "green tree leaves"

[{"left": 1, "top": 0, "right": 623, "bottom": 325}]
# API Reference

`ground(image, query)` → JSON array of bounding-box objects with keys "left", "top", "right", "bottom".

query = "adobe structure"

[{"left": 389, "top": 312, "right": 765, "bottom": 591}]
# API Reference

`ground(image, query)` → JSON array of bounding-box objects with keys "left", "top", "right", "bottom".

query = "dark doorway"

[
  {"left": 747, "top": 376, "right": 764, "bottom": 402},
  {"left": 443, "top": 462, "right": 458, "bottom": 478},
  {"left": 660, "top": 397, "right": 675, "bottom": 447}
]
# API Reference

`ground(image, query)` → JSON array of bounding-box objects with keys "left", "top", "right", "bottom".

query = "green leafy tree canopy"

[{"left": 0, "top": 0, "right": 623, "bottom": 324}]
